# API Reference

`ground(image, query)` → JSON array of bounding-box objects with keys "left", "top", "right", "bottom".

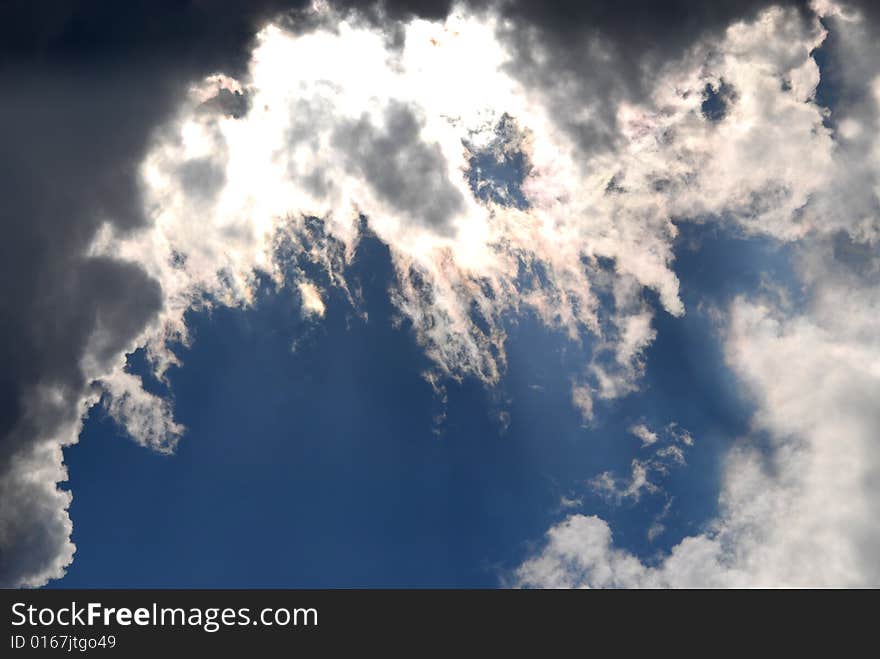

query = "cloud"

[
  {"left": 630, "top": 424, "right": 659, "bottom": 447},
  {"left": 589, "top": 422, "right": 692, "bottom": 504},
  {"left": 0, "top": 0, "right": 327, "bottom": 588},
  {"left": 493, "top": 0, "right": 817, "bottom": 159},
  {"left": 516, "top": 3, "right": 880, "bottom": 587},
  {"left": 298, "top": 281, "right": 328, "bottom": 317},
  {"left": 590, "top": 461, "right": 659, "bottom": 504},
  {"left": 515, "top": 513, "right": 739, "bottom": 588},
  {"left": 517, "top": 266, "right": 880, "bottom": 586},
  {"left": 570, "top": 385, "right": 594, "bottom": 423},
  {"left": 100, "top": 371, "right": 184, "bottom": 454},
  {"left": 331, "top": 102, "right": 466, "bottom": 235}
]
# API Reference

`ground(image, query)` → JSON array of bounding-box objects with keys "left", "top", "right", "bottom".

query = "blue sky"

[{"left": 55, "top": 221, "right": 793, "bottom": 587}]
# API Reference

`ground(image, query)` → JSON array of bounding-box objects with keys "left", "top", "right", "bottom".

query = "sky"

[{"left": 2, "top": 0, "right": 880, "bottom": 588}]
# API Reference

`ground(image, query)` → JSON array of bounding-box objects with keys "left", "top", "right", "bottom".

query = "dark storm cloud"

[
  {"left": 0, "top": 0, "right": 318, "bottom": 587},
  {"left": 490, "top": 0, "right": 880, "bottom": 155},
  {"left": 0, "top": 258, "right": 162, "bottom": 586},
  {"left": 332, "top": 102, "right": 464, "bottom": 234},
  {"left": 491, "top": 0, "right": 814, "bottom": 154}
]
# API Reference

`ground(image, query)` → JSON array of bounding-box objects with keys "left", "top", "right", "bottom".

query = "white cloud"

[
  {"left": 101, "top": 370, "right": 183, "bottom": 453},
  {"left": 517, "top": 276, "right": 880, "bottom": 586},
  {"left": 113, "top": 1, "right": 830, "bottom": 408},
  {"left": 590, "top": 460, "right": 658, "bottom": 504},
  {"left": 515, "top": 3, "right": 880, "bottom": 588},
  {"left": 589, "top": 422, "right": 692, "bottom": 504},
  {"left": 0, "top": 383, "right": 100, "bottom": 587},
  {"left": 630, "top": 423, "right": 658, "bottom": 447},
  {"left": 297, "top": 281, "right": 327, "bottom": 317},
  {"left": 570, "top": 385, "right": 594, "bottom": 423}
]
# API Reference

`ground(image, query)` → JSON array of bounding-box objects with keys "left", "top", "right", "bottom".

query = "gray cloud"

[
  {"left": 332, "top": 102, "right": 464, "bottom": 234},
  {"left": 199, "top": 88, "right": 252, "bottom": 119},
  {"left": 0, "top": 70, "right": 176, "bottom": 586},
  {"left": 177, "top": 157, "right": 228, "bottom": 203},
  {"left": 0, "top": 0, "right": 321, "bottom": 587},
  {"left": 494, "top": 1, "right": 814, "bottom": 156},
  {"left": 0, "top": 258, "right": 161, "bottom": 587}
]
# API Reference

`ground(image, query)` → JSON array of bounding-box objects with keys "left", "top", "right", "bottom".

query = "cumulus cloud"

[
  {"left": 515, "top": 2, "right": 880, "bottom": 589},
  {"left": 517, "top": 269, "right": 880, "bottom": 586}
]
